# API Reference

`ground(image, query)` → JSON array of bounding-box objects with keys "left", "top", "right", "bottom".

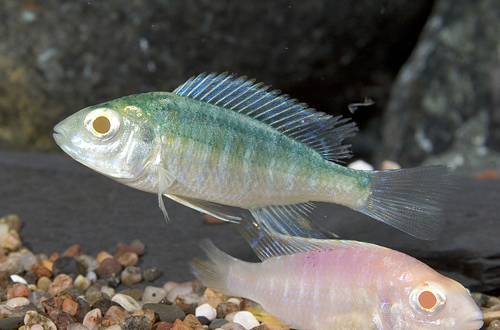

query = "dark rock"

[
  {"left": 101, "top": 273, "right": 121, "bottom": 288},
  {"left": 379, "top": 0, "right": 500, "bottom": 174},
  {"left": 76, "top": 297, "right": 91, "bottom": 323},
  {"left": 143, "top": 267, "right": 162, "bottom": 282},
  {"left": 28, "top": 291, "right": 52, "bottom": 305},
  {"left": 91, "top": 299, "right": 124, "bottom": 315},
  {"left": 121, "top": 315, "right": 153, "bottom": 330},
  {"left": 59, "top": 288, "right": 85, "bottom": 298},
  {"left": 174, "top": 303, "right": 195, "bottom": 316},
  {"left": 142, "top": 303, "right": 185, "bottom": 323},
  {"left": 197, "top": 316, "right": 210, "bottom": 325},
  {"left": 14, "top": 304, "right": 38, "bottom": 317},
  {"left": 0, "top": 316, "right": 24, "bottom": 330},
  {"left": 52, "top": 256, "right": 83, "bottom": 278},
  {"left": 209, "top": 319, "right": 229, "bottom": 330},
  {"left": 85, "top": 291, "right": 110, "bottom": 306}
]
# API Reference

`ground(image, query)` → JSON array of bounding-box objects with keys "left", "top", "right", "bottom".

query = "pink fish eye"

[{"left": 409, "top": 282, "right": 446, "bottom": 316}]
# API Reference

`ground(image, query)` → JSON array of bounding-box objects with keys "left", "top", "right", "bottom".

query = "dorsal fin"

[
  {"left": 173, "top": 72, "right": 358, "bottom": 162},
  {"left": 236, "top": 217, "right": 381, "bottom": 261}
]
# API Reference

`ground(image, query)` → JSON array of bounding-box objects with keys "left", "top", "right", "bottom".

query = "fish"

[
  {"left": 190, "top": 220, "right": 484, "bottom": 330},
  {"left": 53, "top": 72, "right": 454, "bottom": 240}
]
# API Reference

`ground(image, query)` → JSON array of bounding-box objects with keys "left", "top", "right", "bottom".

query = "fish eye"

[
  {"left": 410, "top": 282, "right": 446, "bottom": 316},
  {"left": 84, "top": 108, "right": 121, "bottom": 141}
]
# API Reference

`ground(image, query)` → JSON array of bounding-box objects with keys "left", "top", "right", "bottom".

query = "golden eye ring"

[
  {"left": 409, "top": 282, "right": 446, "bottom": 316},
  {"left": 84, "top": 108, "right": 121, "bottom": 141}
]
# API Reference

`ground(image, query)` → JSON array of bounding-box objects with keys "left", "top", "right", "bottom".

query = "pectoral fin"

[
  {"left": 165, "top": 194, "right": 242, "bottom": 223},
  {"left": 158, "top": 166, "right": 176, "bottom": 221}
]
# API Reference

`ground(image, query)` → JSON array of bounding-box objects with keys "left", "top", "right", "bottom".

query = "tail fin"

[
  {"left": 189, "top": 239, "right": 237, "bottom": 294},
  {"left": 359, "top": 165, "right": 455, "bottom": 240}
]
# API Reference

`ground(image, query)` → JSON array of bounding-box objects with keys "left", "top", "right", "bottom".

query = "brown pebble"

[
  {"left": 380, "top": 160, "right": 401, "bottom": 170},
  {"left": 114, "top": 251, "right": 139, "bottom": 267},
  {"left": 62, "top": 244, "right": 82, "bottom": 257},
  {"left": 0, "top": 270, "right": 12, "bottom": 290},
  {"left": 37, "top": 276, "right": 52, "bottom": 292},
  {"left": 251, "top": 324, "right": 269, "bottom": 330},
  {"left": 42, "top": 260, "right": 54, "bottom": 271},
  {"left": 1, "top": 229, "right": 22, "bottom": 252},
  {"left": 204, "top": 288, "right": 223, "bottom": 308},
  {"left": 153, "top": 321, "right": 174, "bottom": 330},
  {"left": 120, "top": 288, "right": 144, "bottom": 301},
  {"left": 183, "top": 314, "right": 202, "bottom": 328},
  {"left": 134, "top": 308, "right": 157, "bottom": 324},
  {"left": 203, "top": 214, "right": 226, "bottom": 225},
  {"left": 96, "top": 258, "right": 123, "bottom": 276},
  {"left": 96, "top": 251, "right": 113, "bottom": 263},
  {"left": 7, "top": 283, "right": 31, "bottom": 299},
  {"left": 61, "top": 293, "right": 80, "bottom": 317},
  {"left": 102, "top": 305, "right": 131, "bottom": 327},
  {"left": 116, "top": 242, "right": 145, "bottom": 256},
  {"left": 48, "top": 274, "right": 73, "bottom": 296},
  {"left": 484, "top": 310, "right": 500, "bottom": 327},
  {"left": 476, "top": 170, "right": 500, "bottom": 180},
  {"left": 487, "top": 319, "right": 500, "bottom": 329},
  {"left": 216, "top": 302, "right": 240, "bottom": 319},
  {"left": 172, "top": 319, "right": 192, "bottom": 330},
  {"left": 262, "top": 323, "right": 288, "bottom": 330},
  {"left": 175, "top": 303, "right": 196, "bottom": 315},
  {"left": 48, "top": 309, "right": 77, "bottom": 329},
  {"left": 221, "top": 322, "right": 246, "bottom": 330},
  {"left": 50, "top": 252, "right": 59, "bottom": 262},
  {"left": 42, "top": 296, "right": 62, "bottom": 314},
  {"left": 32, "top": 263, "right": 53, "bottom": 279}
]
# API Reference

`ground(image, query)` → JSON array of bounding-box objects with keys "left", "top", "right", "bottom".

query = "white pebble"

[
  {"left": 102, "top": 325, "right": 121, "bottom": 330},
  {"left": 112, "top": 293, "right": 141, "bottom": 313},
  {"left": 0, "top": 223, "right": 9, "bottom": 242},
  {"left": 83, "top": 308, "right": 103, "bottom": 330},
  {"left": 166, "top": 281, "right": 193, "bottom": 302},
  {"left": 228, "top": 311, "right": 260, "bottom": 330},
  {"left": 5, "top": 297, "right": 31, "bottom": 308},
  {"left": 142, "top": 285, "right": 167, "bottom": 303},
  {"left": 86, "top": 271, "right": 97, "bottom": 283},
  {"left": 100, "top": 285, "right": 115, "bottom": 298},
  {"left": 10, "top": 274, "right": 28, "bottom": 284},
  {"left": 196, "top": 303, "right": 217, "bottom": 321},
  {"left": 347, "top": 159, "right": 374, "bottom": 171},
  {"left": 24, "top": 310, "right": 57, "bottom": 330},
  {"left": 227, "top": 297, "right": 242, "bottom": 306},
  {"left": 163, "top": 281, "right": 179, "bottom": 293},
  {"left": 74, "top": 274, "right": 91, "bottom": 291}
]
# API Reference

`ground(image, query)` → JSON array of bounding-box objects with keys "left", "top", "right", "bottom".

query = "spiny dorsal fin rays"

[
  {"left": 236, "top": 216, "right": 381, "bottom": 261},
  {"left": 173, "top": 72, "right": 358, "bottom": 163}
]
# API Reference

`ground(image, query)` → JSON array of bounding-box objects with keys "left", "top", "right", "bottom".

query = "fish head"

[
  {"left": 53, "top": 96, "right": 160, "bottom": 181},
  {"left": 379, "top": 270, "right": 483, "bottom": 329}
]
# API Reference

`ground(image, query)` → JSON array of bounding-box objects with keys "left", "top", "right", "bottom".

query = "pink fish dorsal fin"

[
  {"left": 173, "top": 72, "right": 358, "bottom": 163},
  {"left": 236, "top": 218, "right": 382, "bottom": 261}
]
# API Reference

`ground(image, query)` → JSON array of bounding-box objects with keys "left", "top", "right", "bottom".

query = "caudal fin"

[
  {"left": 359, "top": 165, "right": 455, "bottom": 240},
  {"left": 189, "top": 239, "right": 237, "bottom": 294}
]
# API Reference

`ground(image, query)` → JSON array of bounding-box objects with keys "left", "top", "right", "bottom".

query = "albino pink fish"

[{"left": 190, "top": 222, "right": 483, "bottom": 330}]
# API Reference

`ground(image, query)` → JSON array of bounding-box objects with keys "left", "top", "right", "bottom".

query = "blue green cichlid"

[{"left": 53, "top": 73, "right": 454, "bottom": 239}]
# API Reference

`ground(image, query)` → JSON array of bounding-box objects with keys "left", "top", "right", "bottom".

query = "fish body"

[
  {"left": 54, "top": 73, "right": 454, "bottom": 239},
  {"left": 190, "top": 222, "right": 483, "bottom": 330}
]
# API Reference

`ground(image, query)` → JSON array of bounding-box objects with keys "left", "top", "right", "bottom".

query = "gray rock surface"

[
  {"left": 0, "top": 150, "right": 499, "bottom": 293},
  {"left": 379, "top": 0, "right": 500, "bottom": 173},
  {"left": 0, "top": 0, "right": 431, "bottom": 156}
]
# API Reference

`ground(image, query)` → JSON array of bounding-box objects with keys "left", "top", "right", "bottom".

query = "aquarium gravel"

[{"left": 0, "top": 214, "right": 287, "bottom": 330}]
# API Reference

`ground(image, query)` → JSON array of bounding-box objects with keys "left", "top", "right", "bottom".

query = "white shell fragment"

[
  {"left": 347, "top": 159, "right": 374, "bottom": 171},
  {"left": 232, "top": 311, "right": 260, "bottom": 330},
  {"left": 10, "top": 274, "right": 28, "bottom": 284},
  {"left": 142, "top": 285, "right": 167, "bottom": 303},
  {"left": 196, "top": 303, "right": 217, "bottom": 321},
  {"left": 112, "top": 293, "right": 141, "bottom": 313}
]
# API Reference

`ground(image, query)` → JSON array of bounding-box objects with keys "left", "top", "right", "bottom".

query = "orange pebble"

[{"left": 476, "top": 170, "right": 500, "bottom": 180}]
